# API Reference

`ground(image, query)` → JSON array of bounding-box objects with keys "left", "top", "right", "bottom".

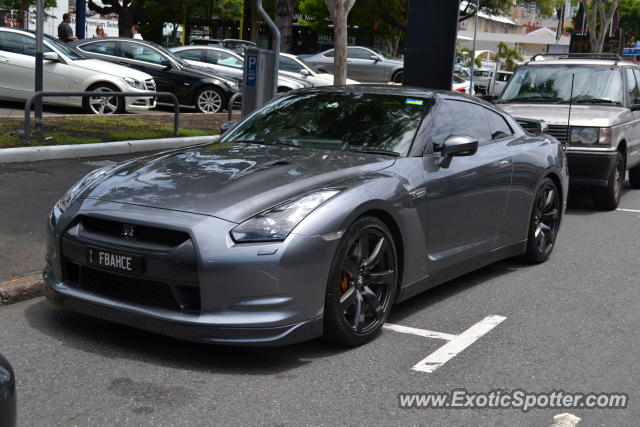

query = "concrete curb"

[
  {"left": 0, "top": 275, "right": 43, "bottom": 306},
  {"left": 0, "top": 135, "right": 219, "bottom": 164}
]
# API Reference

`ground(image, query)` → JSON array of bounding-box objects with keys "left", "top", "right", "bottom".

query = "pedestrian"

[
  {"left": 58, "top": 13, "right": 78, "bottom": 43},
  {"left": 131, "top": 24, "right": 143, "bottom": 40},
  {"left": 95, "top": 25, "right": 107, "bottom": 38}
]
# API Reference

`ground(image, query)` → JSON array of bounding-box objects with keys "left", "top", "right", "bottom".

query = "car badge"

[{"left": 122, "top": 224, "right": 136, "bottom": 239}]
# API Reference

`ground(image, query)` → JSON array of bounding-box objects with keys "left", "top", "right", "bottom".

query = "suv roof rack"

[{"left": 530, "top": 53, "right": 624, "bottom": 61}]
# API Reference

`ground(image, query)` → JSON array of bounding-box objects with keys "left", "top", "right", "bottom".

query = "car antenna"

[{"left": 565, "top": 73, "right": 575, "bottom": 148}]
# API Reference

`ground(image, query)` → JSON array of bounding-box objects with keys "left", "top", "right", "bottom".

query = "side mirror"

[
  {"left": 43, "top": 52, "right": 60, "bottom": 62},
  {"left": 300, "top": 68, "right": 310, "bottom": 76},
  {"left": 160, "top": 59, "right": 173, "bottom": 70},
  {"left": 220, "top": 121, "right": 237, "bottom": 134},
  {"left": 439, "top": 135, "right": 478, "bottom": 168},
  {"left": 369, "top": 55, "right": 380, "bottom": 62}
]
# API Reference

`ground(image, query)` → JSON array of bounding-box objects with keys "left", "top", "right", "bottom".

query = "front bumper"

[
  {"left": 124, "top": 95, "right": 156, "bottom": 112},
  {"left": 44, "top": 199, "right": 339, "bottom": 346},
  {"left": 566, "top": 150, "right": 618, "bottom": 187}
]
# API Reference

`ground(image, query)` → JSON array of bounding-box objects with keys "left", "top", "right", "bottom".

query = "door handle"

[{"left": 498, "top": 158, "right": 512, "bottom": 168}]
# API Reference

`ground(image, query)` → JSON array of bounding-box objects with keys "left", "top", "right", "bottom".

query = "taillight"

[{"left": 455, "top": 87, "right": 466, "bottom": 93}]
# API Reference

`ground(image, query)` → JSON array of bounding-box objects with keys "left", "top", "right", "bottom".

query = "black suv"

[{"left": 71, "top": 38, "right": 240, "bottom": 113}]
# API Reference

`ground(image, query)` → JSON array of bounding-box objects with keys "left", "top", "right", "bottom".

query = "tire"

[
  {"left": 523, "top": 178, "right": 561, "bottom": 264},
  {"left": 592, "top": 152, "right": 624, "bottom": 210},
  {"left": 82, "top": 83, "right": 125, "bottom": 115},
  {"left": 323, "top": 216, "right": 399, "bottom": 346},
  {"left": 194, "top": 86, "right": 225, "bottom": 114},
  {"left": 391, "top": 70, "right": 403, "bottom": 84},
  {"left": 629, "top": 163, "right": 640, "bottom": 189}
]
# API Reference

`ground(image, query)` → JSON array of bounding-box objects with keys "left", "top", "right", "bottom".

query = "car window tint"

[
  {"left": 324, "top": 50, "right": 334, "bottom": 57},
  {"left": 634, "top": 69, "right": 640, "bottom": 103},
  {"left": 485, "top": 108, "right": 513, "bottom": 140},
  {"left": 347, "top": 47, "right": 374, "bottom": 60},
  {"left": 176, "top": 49, "right": 202, "bottom": 61},
  {"left": 0, "top": 32, "right": 35, "bottom": 56},
  {"left": 81, "top": 41, "right": 117, "bottom": 56},
  {"left": 279, "top": 56, "right": 302, "bottom": 73},
  {"left": 497, "top": 73, "right": 511, "bottom": 82},
  {"left": 431, "top": 100, "right": 491, "bottom": 147},
  {"left": 120, "top": 42, "right": 164, "bottom": 65},
  {"left": 626, "top": 68, "right": 640, "bottom": 104}
]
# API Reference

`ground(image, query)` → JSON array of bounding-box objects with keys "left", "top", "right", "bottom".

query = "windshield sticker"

[{"left": 405, "top": 99, "right": 424, "bottom": 106}]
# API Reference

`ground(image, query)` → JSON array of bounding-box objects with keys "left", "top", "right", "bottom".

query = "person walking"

[
  {"left": 131, "top": 25, "right": 143, "bottom": 40},
  {"left": 58, "top": 13, "right": 78, "bottom": 42}
]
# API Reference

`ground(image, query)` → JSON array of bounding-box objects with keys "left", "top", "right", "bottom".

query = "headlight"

[
  {"left": 54, "top": 167, "right": 113, "bottom": 213},
  {"left": 224, "top": 80, "right": 240, "bottom": 91},
  {"left": 124, "top": 77, "right": 145, "bottom": 90},
  {"left": 569, "top": 127, "right": 611, "bottom": 146},
  {"left": 231, "top": 190, "right": 341, "bottom": 242}
]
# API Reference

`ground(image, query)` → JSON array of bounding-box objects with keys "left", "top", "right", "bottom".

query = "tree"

[
  {"left": 580, "top": 0, "right": 621, "bottom": 52},
  {"left": 460, "top": 0, "right": 562, "bottom": 22},
  {"left": 619, "top": 0, "right": 640, "bottom": 46},
  {"left": 88, "top": 0, "right": 145, "bottom": 37},
  {"left": 276, "top": 0, "right": 295, "bottom": 52},
  {"left": 325, "top": 0, "right": 357, "bottom": 85},
  {"left": 0, "top": 0, "right": 57, "bottom": 28},
  {"left": 496, "top": 41, "right": 523, "bottom": 71}
]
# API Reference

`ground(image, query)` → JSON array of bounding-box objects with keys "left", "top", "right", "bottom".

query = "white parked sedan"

[
  {"left": 278, "top": 53, "right": 359, "bottom": 86},
  {"left": 0, "top": 27, "right": 156, "bottom": 114}
]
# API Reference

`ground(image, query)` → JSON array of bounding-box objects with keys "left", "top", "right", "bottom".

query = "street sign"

[
  {"left": 623, "top": 48, "right": 640, "bottom": 56},
  {"left": 245, "top": 54, "right": 257, "bottom": 88}
]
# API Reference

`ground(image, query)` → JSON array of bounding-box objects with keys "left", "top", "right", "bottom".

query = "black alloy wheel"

[
  {"left": 524, "top": 178, "right": 560, "bottom": 263},
  {"left": 324, "top": 217, "right": 398, "bottom": 346}
]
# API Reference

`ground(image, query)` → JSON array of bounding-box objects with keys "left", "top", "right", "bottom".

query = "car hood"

[
  {"left": 72, "top": 59, "right": 152, "bottom": 81},
  {"left": 498, "top": 103, "right": 630, "bottom": 127},
  {"left": 84, "top": 143, "right": 396, "bottom": 222}
]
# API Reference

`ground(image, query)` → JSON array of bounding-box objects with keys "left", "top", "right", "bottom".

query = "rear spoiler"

[{"left": 514, "top": 117, "right": 549, "bottom": 135}]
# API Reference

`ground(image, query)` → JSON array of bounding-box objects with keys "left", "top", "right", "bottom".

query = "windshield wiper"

[
  {"left": 344, "top": 148, "right": 400, "bottom": 156},
  {"left": 499, "top": 96, "right": 563, "bottom": 103},
  {"left": 561, "top": 98, "right": 621, "bottom": 105}
]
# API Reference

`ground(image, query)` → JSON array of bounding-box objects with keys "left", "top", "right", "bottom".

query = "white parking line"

[
  {"left": 617, "top": 208, "right": 640, "bottom": 213},
  {"left": 383, "top": 323, "right": 457, "bottom": 341},
  {"left": 550, "top": 413, "right": 581, "bottom": 427},
  {"left": 384, "top": 315, "right": 506, "bottom": 373}
]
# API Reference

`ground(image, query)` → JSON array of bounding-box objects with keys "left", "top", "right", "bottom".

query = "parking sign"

[{"left": 246, "top": 54, "right": 258, "bottom": 87}]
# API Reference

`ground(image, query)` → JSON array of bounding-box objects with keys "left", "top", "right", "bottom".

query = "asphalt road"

[{"left": 1, "top": 154, "right": 639, "bottom": 426}]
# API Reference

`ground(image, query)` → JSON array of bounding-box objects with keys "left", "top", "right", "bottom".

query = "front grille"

[
  {"left": 145, "top": 79, "right": 157, "bottom": 91},
  {"left": 65, "top": 260, "right": 181, "bottom": 311},
  {"left": 518, "top": 121, "right": 569, "bottom": 143},
  {"left": 80, "top": 216, "right": 190, "bottom": 249}
]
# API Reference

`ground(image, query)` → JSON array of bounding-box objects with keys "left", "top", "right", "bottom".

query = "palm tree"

[{"left": 496, "top": 42, "right": 523, "bottom": 72}]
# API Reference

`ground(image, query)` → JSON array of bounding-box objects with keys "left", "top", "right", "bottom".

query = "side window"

[
  {"left": 0, "top": 32, "right": 35, "bottom": 56},
  {"left": 347, "top": 47, "right": 374, "bottom": 60},
  {"left": 120, "top": 43, "right": 164, "bottom": 65},
  {"left": 485, "top": 109, "right": 514, "bottom": 140},
  {"left": 430, "top": 100, "right": 492, "bottom": 148},
  {"left": 629, "top": 68, "right": 640, "bottom": 105},
  {"left": 80, "top": 41, "right": 117, "bottom": 56},
  {"left": 279, "top": 56, "right": 302, "bottom": 73},
  {"left": 176, "top": 49, "right": 203, "bottom": 61},
  {"left": 217, "top": 51, "right": 243, "bottom": 68},
  {"left": 324, "top": 50, "right": 334, "bottom": 58}
]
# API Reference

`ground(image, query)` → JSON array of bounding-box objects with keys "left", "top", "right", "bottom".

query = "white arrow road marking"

[
  {"left": 384, "top": 315, "right": 506, "bottom": 373},
  {"left": 550, "top": 413, "right": 581, "bottom": 427}
]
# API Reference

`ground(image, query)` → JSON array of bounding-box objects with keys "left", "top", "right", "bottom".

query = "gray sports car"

[{"left": 44, "top": 86, "right": 568, "bottom": 346}]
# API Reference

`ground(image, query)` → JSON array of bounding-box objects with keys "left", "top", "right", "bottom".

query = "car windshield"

[
  {"left": 45, "top": 35, "right": 85, "bottom": 60},
  {"left": 499, "top": 64, "right": 624, "bottom": 104},
  {"left": 221, "top": 91, "right": 429, "bottom": 155},
  {"left": 153, "top": 43, "right": 187, "bottom": 66},
  {"left": 297, "top": 57, "right": 321, "bottom": 73}
]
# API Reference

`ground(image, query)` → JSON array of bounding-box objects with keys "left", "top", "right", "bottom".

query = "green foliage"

[
  {"left": 619, "top": 0, "right": 640, "bottom": 46},
  {"left": 0, "top": 0, "right": 57, "bottom": 27},
  {"left": 496, "top": 41, "right": 523, "bottom": 71}
]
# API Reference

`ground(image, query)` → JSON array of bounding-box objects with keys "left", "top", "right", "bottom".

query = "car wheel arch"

[
  {"left": 544, "top": 172, "right": 564, "bottom": 221},
  {"left": 617, "top": 140, "right": 628, "bottom": 168}
]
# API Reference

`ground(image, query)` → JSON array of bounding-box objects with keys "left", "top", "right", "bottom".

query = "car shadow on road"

[
  {"left": 23, "top": 299, "right": 351, "bottom": 375},
  {"left": 566, "top": 182, "right": 632, "bottom": 216}
]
